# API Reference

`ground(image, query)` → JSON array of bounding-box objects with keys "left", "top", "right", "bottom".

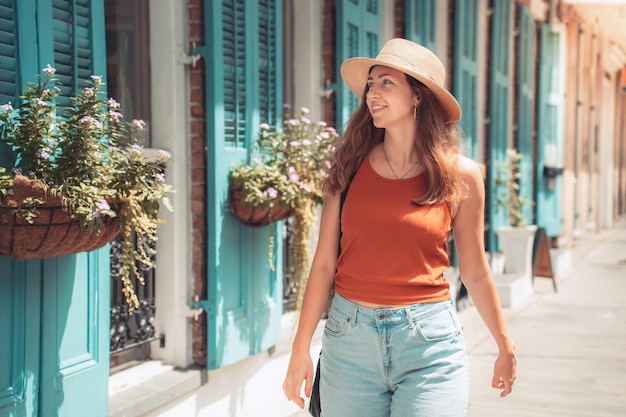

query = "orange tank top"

[{"left": 335, "top": 157, "right": 452, "bottom": 305}]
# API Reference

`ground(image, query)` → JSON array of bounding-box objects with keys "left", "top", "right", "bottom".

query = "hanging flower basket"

[
  {"left": 228, "top": 182, "right": 294, "bottom": 227},
  {"left": 0, "top": 175, "right": 121, "bottom": 260}
]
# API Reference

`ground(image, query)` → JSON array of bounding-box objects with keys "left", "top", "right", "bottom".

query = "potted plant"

[
  {"left": 0, "top": 65, "right": 173, "bottom": 312},
  {"left": 229, "top": 105, "right": 338, "bottom": 310},
  {"left": 493, "top": 148, "right": 536, "bottom": 303}
]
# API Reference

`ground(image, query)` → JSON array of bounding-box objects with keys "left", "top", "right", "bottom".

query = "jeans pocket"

[
  {"left": 324, "top": 310, "right": 349, "bottom": 337},
  {"left": 414, "top": 308, "right": 462, "bottom": 342}
]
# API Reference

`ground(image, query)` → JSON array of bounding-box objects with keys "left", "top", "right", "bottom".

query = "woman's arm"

[
  {"left": 283, "top": 192, "right": 341, "bottom": 408},
  {"left": 452, "top": 156, "right": 517, "bottom": 397}
]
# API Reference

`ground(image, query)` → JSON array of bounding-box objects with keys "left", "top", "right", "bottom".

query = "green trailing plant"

[
  {"left": 0, "top": 65, "right": 173, "bottom": 312},
  {"left": 229, "top": 105, "right": 338, "bottom": 310},
  {"left": 495, "top": 148, "right": 530, "bottom": 228}
]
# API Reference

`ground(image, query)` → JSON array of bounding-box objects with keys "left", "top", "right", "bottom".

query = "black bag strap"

[{"left": 337, "top": 171, "right": 356, "bottom": 257}]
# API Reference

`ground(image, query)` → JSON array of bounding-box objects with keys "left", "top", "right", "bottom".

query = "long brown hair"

[{"left": 321, "top": 74, "right": 464, "bottom": 205}]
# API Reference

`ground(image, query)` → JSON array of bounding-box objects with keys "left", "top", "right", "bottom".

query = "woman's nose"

[{"left": 366, "top": 86, "right": 379, "bottom": 99}]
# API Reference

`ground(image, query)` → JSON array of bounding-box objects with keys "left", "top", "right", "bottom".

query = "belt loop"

[
  {"left": 405, "top": 307, "right": 414, "bottom": 329},
  {"left": 351, "top": 304, "right": 357, "bottom": 327}
]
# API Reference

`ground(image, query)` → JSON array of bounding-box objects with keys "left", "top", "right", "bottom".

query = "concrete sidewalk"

[{"left": 462, "top": 217, "right": 626, "bottom": 417}]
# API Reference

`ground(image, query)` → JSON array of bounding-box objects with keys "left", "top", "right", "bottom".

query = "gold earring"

[{"left": 413, "top": 106, "right": 417, "bottom": 120}]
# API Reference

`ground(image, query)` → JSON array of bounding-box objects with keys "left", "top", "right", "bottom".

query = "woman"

[{"left": 283, "top": 38, "right": 516, "bottom": 417}]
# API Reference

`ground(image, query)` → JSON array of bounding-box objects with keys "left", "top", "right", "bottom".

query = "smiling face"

[{"left": 365, "top": 65, "right": 419, "bottom": 129}]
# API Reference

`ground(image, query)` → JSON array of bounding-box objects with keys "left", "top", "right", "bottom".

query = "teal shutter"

[
  {"left": 39, "top": 253, "right": 110, "bottom": 417},
  {"left": 50, "top": 0, "right": 97, "bottom": 108},
  {"left": 0, "top": 260, "right": 41, "bottom": 417},
  {"left": 336, "top": 0, "right": 381, "bottom": 130},
  {"left": 42, "top": 2, "right": 110, "bottom": 415},
  {"left": 453, "top": 0, "right": 479, "bottom": 159},
  {"left": 204, "top": 0, "right": 283, "bottom": 370},
  {"left": 488, "top": 0, "right": 512, "bottom": 250},
  {"left": 1, "top": 1, "right": 110, "bottom": 416},
  {"left": 405, "top": 0, "right": 436, "bottom": 52},
  {"left": 536, "top": 24, "right": 563, "bottom": 236},
  {"left": 516, "top": 5, "right": 535, "bottom": 225},
  {"left": 0, "top": 0, "right": 18, "bottom": 103}
]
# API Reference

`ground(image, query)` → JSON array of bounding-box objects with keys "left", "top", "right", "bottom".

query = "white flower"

[
  {"left": 259, "top": 123, "right": 270, "bottom": 130},
  {"left": 108, "top": 98, "right": 121, "bottom": 109},
  {"left": 1, "top": 103, "right": 13, "bottom": 112},
  {"left": 300, "top": 107, "right": 310, "bottom": 114},
  {"left": 36, "top": 148, "right": 51, "bottom": 160},
  {"left": 158, "top": 150, "right": 171, "bottom": 161},
  {"left": 42, "top": 64, "right": 56, "bottom": 75},
  {"left": 132, "top": 119, "right": 146, "bottom": 130}
]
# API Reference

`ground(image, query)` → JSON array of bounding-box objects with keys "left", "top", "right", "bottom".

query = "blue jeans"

[{"left": 320, "top": 293, "right": 469, "bottom": 417}]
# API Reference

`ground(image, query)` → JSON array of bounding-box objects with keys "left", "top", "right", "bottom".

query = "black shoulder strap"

[{"left": 337, "top": 171, "right": 356, "bottom": 257}]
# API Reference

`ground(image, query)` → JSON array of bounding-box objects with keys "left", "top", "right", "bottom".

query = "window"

[{"left": 104, "top": 0, "right": 159, "bottom": 370}]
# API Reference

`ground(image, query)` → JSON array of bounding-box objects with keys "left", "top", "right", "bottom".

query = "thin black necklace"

[{"left": 382, "top": 145, "right": 419, "bottom": 179}]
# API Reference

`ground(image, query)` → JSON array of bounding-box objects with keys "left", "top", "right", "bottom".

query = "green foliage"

[
  {"left": 0, "top": 66, "right": 173, "bottom": 312},
  {"left": 495, "top": 148, "right": 530, "bottom": 228}
]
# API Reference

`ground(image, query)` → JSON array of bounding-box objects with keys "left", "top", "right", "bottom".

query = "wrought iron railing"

[{"left": 110, "top": 235, "right": 161, "bottom": 361}]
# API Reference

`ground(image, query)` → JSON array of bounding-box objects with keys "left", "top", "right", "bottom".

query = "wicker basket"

[
  {"left": 0, "top": 175, "right": 121, "bottom": 260},
  {"left": 228, "top": 183, "right": 294, "bottom": 227}
]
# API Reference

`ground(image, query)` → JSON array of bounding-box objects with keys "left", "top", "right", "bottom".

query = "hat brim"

[{"left": 340, "top": 57, "right": 462, "bottom": 124}]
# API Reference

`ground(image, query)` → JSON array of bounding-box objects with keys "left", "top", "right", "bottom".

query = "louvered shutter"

[
  {"left": 0, "top": 0, "right": 17, "bottom": 103},
  {"left": 336, "top": 0, "right": 381, "bottom": 130},
  {"left": 536, "top": 23, "right": 564, "bottom": 236},
  {"left": 51, "top": 0, "right": 94, "bottom": 109},
  {"left": 204, "top": 0, "right": 283, "bottom": 370},
  {"left": 405, "top": 0, "right": 436, "bottom": 52},
  {"left": 1, "top": 1, "right": 110, "bottom": 417},
  {"left": 453, "top": 0, "right": 479, "bottom": 159},
  {"left": 487, "top": 0, "right": 512, "bottom": 250}
]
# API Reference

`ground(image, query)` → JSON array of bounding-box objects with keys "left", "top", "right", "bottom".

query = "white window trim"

[{"left": 148, "top": 0, "right": 193, "bottom": 368}]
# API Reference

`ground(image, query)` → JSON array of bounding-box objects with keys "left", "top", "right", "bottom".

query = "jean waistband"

[{"left": 331, "top": 292, "right": 453, "bottom": 327}]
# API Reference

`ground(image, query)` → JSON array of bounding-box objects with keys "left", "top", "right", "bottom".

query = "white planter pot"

[
  {"left": 494, "top": 225, "right": 538, "bottom": 306},
  {"left": 495, "top": 225, "right": 538, "bottom": 275}
]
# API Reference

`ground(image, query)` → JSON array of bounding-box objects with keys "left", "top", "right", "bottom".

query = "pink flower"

[
  {"left": 96, "top": 199, "right": 110, "bottom": 211},
  {"left": 266, "top": 187, "right": 278, "bottom": 199},
  {"left": 288, "top": 166, "right": 299, "bottom": 182},
  {"left": 299, "top": 183, "right": 312, "bottom": 193}
]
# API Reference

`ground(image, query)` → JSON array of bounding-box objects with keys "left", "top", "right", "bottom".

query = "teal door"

[
  {"left": 0, "top": 0, "right": 110, "bottom": 416},
  {"left": 202, "top": 0, "right": 284, "bottom": 370}
]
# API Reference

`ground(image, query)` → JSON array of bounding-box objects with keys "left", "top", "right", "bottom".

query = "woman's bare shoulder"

[{"left": 455, "top": 154, "right": 485, "bottom": 181}]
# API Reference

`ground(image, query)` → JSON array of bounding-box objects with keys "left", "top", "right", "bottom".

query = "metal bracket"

[
  {"left": 320, "top": 79, "right": 335, "bottom": 98},
  {"left": 186, "top": 294, "right": 205, "bottom": 321},
  {"left": 180, "top": 42, "right": 209, "bottom": 68}
]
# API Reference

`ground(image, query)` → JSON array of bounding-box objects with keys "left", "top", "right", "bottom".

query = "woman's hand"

[
  {"left": 283, "top": 349, "right": 314, "bottom": 409},
  {"left": 492, "top": 346, "right": 517, "bottom": 397}
]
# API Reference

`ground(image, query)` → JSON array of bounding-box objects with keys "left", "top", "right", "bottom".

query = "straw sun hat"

[{"left": 340, "top": 38, "right": 461, "bottom": 124}]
